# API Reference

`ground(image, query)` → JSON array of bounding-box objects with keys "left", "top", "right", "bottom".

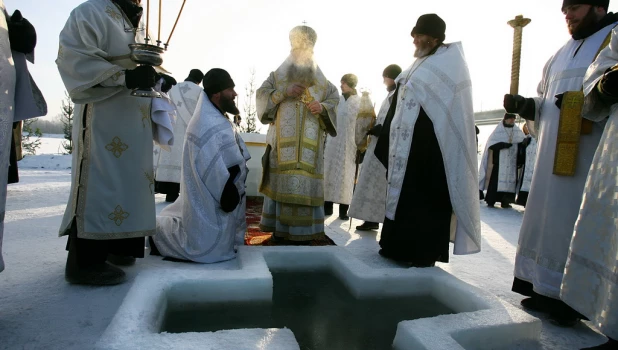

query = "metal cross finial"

[{"left": 302, "top": 20, "right": 307, "bottom": 25}]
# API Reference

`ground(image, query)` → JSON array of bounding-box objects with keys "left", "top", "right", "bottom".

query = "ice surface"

[{"left": 0, "top": 134, "right": 608, "bottom": 350}]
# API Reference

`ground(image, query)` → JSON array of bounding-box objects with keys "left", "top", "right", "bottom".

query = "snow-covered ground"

[{"left": 0, "top": 133, "right": 608, "bottom": 350}]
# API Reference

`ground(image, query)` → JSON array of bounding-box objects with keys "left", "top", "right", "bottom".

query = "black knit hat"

[
  {"left": 341, "top": 73, "right": 358, "bottom": 88},
  {"left": 411, "top": 14, "right": 446, "bottom": 42},
  {"left": 203, "top": 68, "right": 235, "bottom": 96},
  {"left": 185, "top": 69, "right": 204, "bottom": 83},
  {"left": 504, "top": 113, "right": 517, "bottom": 120},
  {"left": 382, "top": 64, "right": 402, "bottom": 80},
  {"left": 562, "top": 0, "right": 609, "bottom": 10}
]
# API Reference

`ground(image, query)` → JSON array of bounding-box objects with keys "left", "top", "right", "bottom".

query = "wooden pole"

[
  {"left": 507, "top": 15, "right": 531, "bottom": 95},
  {"left": 13, "top": 121, "right": 23, "bottom": 161}
]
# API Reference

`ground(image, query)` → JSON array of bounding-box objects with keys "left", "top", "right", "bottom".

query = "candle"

[
  {"left": 145, "top": 0, "right": 150, "bottom": 43},
  {"left": 165, "top": 0, "right": 186, "bottom": 48},
  {"left": 158, "top": 0, "right": 162, "bottom": 43}
]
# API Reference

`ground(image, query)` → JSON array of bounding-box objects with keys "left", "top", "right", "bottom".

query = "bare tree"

[
  {"left": 243, "top": 68, "right": 258, "bottom": 133},
  {"left": 60, "top": 92, "right": 74, "bottom": 154}
]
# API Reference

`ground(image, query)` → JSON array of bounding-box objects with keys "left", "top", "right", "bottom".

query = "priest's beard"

[
  {"left": 503, "top": 121, "right": 515, "bottom": 128},
  {"left": 287, "top": 49, "right": 317, "bottom": 87},
  {"left": 220, "top": 95, "right": 240, "bottom": 115},
  {"left": 414, "top": 41, "right": 437, "bottom": 58},
  {"left": 568, "top": 6, "right": 599, "bottom": 36}
]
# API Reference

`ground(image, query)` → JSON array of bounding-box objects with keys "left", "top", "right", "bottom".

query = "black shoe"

[
  {"left": 501, "top": 202, "right": 512, "bottom": 208},
  {"left": 356, "top": 222, "right": 379, "bottom": 231},
  {"left": 65, "top": 262, "right": 126, "bottom": 285},
  {"left": 339, "top": 216, "right": 350, "bottom": 220},
  {"left": 549, "top": 315, "right": 579, "bottom": 327},
  {"left": 487, "top": 202, "right": 495, "bottom": 208},
  {"left": 520, "top": 297, "right": 548, "bottom": 313},
  {"left": 107, "top": 254, "right": 136, "bottom": 266}
]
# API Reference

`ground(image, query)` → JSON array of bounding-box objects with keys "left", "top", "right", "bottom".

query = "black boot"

[
  {"left": 356, "top": 221, "right": 379, "bottom": 231},
  {"left": 324, "top": 201, "right": 333, "bottom": 216},
  {"left": 339, "top": 204, "right": 349, "bottom": 220},
  {"left": 65, "top": 226, "right": 126, "bottom": 286},
  {"left": 107, "top": 254, "right": 136, "bottom": 266},
  {"left": 165, "top": 192, "right": 179, "bottom": 203}
]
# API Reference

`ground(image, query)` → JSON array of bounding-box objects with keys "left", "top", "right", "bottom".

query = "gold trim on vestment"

[
  {"left": 260, "top": 185, "right": 324, "bottom": 207},
  {"left": 552, "top": 29, "right": 613, "bottom": 176},
  {"left": 274, "top": 70, "right": 327, "bottom": 174},
  {"left": 554, "top": 91, "right": 584, "bottom": 176},
  {"left": 244, "top": 141, "right": 267, "bottom": 147}
]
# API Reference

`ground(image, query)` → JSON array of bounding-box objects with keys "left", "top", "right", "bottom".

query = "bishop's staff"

[{"left": 507, "top": 15, "right": 531, "bottom": 133}]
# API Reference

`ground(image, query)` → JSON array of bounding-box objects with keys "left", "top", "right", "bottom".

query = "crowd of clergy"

[{"left": 0, "top": 0, "right": 617, "bottom": 348}]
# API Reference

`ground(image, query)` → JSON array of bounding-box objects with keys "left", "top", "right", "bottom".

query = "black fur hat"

[
  {"left": 562, "top": 0, "right": 610, "bottom": 10},
  {"left": 411, "top": 14, "right": 446, "bottom": 42},
  {"left": 382, "top": 64, "right": 402, "bottom": 80}
]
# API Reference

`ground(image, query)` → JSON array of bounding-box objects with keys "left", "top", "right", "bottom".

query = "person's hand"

[
  {"left": 308, "top": 100, "right": 323, "bottom": 114},
  {"left": 555, "top": 93, "right": 564, "bottom": 109},
  {"left": 503, "top": 94, "right": 526, "bottom": 113},
  {"left": 125, "top": 65, "right": 158, "bottom": 90},
  {"left": 599, "top": 68, "right": 618, "bottom": 97},
  {"left": 367, "top": 124, "right": 382, "bottom": 136},
  {"left": 7, "top": 10, "right": 37, "bottom": 54},
  {"left": 158, "top": 74, "right": 177, "bottom": 93},
  {"left": 286, "top": 83, "right": 306, "bottom": 98}
]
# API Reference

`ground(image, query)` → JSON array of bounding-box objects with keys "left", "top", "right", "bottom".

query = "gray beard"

[
  {"left": 414, "top": 47, "right": 432, "bottom": 58},
  {"left": 286, "top": 61, "right": 317, "bottom": 87}
]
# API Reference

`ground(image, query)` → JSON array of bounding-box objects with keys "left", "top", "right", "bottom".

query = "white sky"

[{"left": 7, "top": 0, "right": 618, "bottom": 130}]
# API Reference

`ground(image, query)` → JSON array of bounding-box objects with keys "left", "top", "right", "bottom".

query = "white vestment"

[
  {"left": 154, "top": 93, "right": 250, "bottom": 263},
  {"left": 387, "top": 43, "right": 481, "bottom": 255},
  {"left": 514, "top": 23, "right": 615, "bottom": 299},
  {"left": 0, "top": 2, "right": 46, "bottom": 272},
  {"left": 0, "top": 3, "right": 15, "bottom": 273},
  {"left": 560, "top": 27, "right": 618, "bottom": 339},
  {"left": 324, "top": 94, "right": 360, "bottom": 205},
  {"left": 57, "top": 0, "right": 157, "bottom": 239},
  {"left": 153, "top": 81, "right": 202, "bottom": 184},
  {"left": 348, "top": 91, "right": 392, "bottom": 223},
  {"left": 478, "top": 123, "right": 525, "bottom": 193},
  {"left": 520, "top": 136, "right": 537, "bottom": 193}
]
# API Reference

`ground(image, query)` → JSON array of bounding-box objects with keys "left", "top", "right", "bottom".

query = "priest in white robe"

[
  {"left": 374, "top": 14, "right": 481, "bottom": 267},
  {"left": 57, "top": 0, "right": 164, "bottom": 285},
  {"left": 561, "top": 25, "right": 618, "bottom": 350},
  {"left": 349, "top": 64, "right": 402, "bottom": 231},
  {"left": 257, "top": 25, "right": 339, "bottom": 244},
  {"left": 0, "top": 4, "right": 46, "bottom": 273},
  {"left": 478, "top": 113, "right": 525, "bottom": 208},
  {"left": 153, "top": 69, "right": 204, "bottom": 203},
  {"left": 324, "top": 74, "right": 361, "bottom": 220},
  {"left": 153, "top": 69, "right": 250, "bottom": 263},
  {"left": 515, "top": 124, "right": 537, "bottom": 207},
  {"left": 504, "top": 0, "right": 618, "bottom": 325}
]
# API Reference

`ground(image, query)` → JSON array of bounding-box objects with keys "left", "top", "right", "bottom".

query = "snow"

[{"left": 0, "top": 134, "right": 609, "bottom": 350}]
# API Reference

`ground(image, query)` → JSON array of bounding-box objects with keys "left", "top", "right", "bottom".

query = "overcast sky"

[{"left": 7, "top": 0, "right": 618, "bottom": 129}]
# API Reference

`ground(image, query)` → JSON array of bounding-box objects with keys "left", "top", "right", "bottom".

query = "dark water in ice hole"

[{"left": 161, "top": 270, "right": 454, "bottom": 350}]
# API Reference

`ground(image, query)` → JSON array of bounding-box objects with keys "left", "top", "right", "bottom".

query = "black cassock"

[
  {"left": 374, "top": 85, "right": 452, "bottom": 266},
  {"left": 483, "top": 141, "right": 516, "bottom": 207}
]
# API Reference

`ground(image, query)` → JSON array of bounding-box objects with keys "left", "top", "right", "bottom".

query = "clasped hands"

[{"left": 286, "top": 83, "right": 322, "bottom": 114}]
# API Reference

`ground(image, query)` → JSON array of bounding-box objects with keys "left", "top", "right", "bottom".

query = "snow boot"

[{"left": 356, "top": 222, "right": 379, "bottom": 231}]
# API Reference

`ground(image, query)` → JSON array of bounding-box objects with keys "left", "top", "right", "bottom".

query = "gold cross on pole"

[{"left": 507, "top": 15, "right": 531, "bottom": 95}]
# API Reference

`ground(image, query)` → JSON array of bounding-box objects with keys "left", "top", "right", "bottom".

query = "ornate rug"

[{"left": 244, "top": 197, "right": 335, "bottom": 246}]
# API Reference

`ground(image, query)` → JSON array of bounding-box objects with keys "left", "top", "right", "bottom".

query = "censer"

[{"left": 129, "top": 0, "right": 187, "bottom": 98}]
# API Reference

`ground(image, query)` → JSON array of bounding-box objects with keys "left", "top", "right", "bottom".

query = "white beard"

[{"left": 414, "top": 47, "right": 432, "bottom": 58}]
